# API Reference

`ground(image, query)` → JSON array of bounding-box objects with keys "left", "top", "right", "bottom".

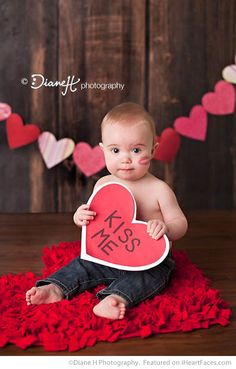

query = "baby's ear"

[
  {"left": 99, "top": 142, "right": 104, "bottom": 150},
  {"left": 151, "top": 142, "right": 159, "bottom": 156}
]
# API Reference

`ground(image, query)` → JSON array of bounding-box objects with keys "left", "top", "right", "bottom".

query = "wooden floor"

[{"left": 0, "top": 211, "right": 235, "bottom": 356}]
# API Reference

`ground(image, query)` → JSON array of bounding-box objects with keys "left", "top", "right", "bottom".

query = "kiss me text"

[{"left": 91, "top": 210, "right": 141, "bottom": 256}]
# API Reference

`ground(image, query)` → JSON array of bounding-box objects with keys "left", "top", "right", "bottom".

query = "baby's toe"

[
  {"left": 119, "top": 311, "right": 125, "bottom": 319},
  {"left": 30, "top": 287, "right": 38, "bottom": 295},
  {"left": 25, "top": 287, "right": 37, "bottom": 304},
  {"left": 26, "top": 287, "right": 37, "bottom": 296},
  {"left": 119, "top": 305, "right": 126, "bottom": 319},
  {"left": 110, "top": 297, "right": 119, "bottom": 307},
  {"left": 25, "top": 295, "right": 32, "bottom": 305}
]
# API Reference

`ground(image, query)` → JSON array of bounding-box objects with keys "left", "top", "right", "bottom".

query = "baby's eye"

[
  {"left": 132, "top": 147, "right": 141, "bottom": 154},
  {"left": 111, "top": 147, "right": 119, "bottom": 154}
]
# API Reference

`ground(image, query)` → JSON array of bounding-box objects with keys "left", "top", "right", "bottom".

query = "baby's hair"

[{"left": 101, "top": 102, "right": 156, "bottom": 140}]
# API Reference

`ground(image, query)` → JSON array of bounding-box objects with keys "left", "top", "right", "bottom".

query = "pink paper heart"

[
  {"left": 174, "top": 105, "right": 207, "bottom": 141},
  {"left": 202, "top": 80, "right": 235, "bottom": 115},
  {"left": 81, "top": 182, "right": 169, "bottom": 271},
  {"left": 38, "top": 132, "right": 75, "bottom": 169},
  {"left": 0, "top": 103, "right": 12, "bottom": 121},
  {"left": 73, "top": 142, "right": 105, "bottom": 176}
]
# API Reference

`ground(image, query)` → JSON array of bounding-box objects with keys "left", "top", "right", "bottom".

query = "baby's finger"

[
  {"left": 78, "top": 204, "right": 90, "bottom": 211},
  {"left": 148, "top": 222, "right": 159, "bottom": 236},
  {"left": 80, "top": 213, "right": 95, "bottom": 221},
  {"left": 152, "top": 226, "right": 164, "bottom": 240},
  {"left": 147, "top": 220, "right": 156, "bottom": 234},
  {"left": 81, "top": 219, "right": 89, "bottom": 226},
  {"left": 86, "top": 210, "right": 97, "bottom": 216},
  {"left": 79, "top": 209, "right": 96, "bottom": 216},
  {"left": 76, "top": 218, "right": 89, "bottom": 226},
  {"left": 74, "top": 213, "right": 92, "bottom": 226},
  {"left": 152, "top": 223, "right": 163, "bottom": 235},
  {"left": 147, "top": 221, "right": 152, "bottom": 233}
]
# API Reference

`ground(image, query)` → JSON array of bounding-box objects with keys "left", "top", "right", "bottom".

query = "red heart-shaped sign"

[
  {"left": 154, "top": 128, "right": 181, "bottom": 163},
  {"left": 6, "top": 113, "right": 40, "bottom": 149},
  {"left": 81, "top": 183, "right": 169, "bottom": 271},
  {"left": 73, "top": 142, "right": 105, "bottom": 177}
]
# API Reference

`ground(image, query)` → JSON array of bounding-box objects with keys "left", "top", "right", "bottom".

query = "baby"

[{"left": 26, "top": 102, "right": 188, "bottom": 320}]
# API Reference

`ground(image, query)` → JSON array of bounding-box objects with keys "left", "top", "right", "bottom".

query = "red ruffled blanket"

[{"left": 0, "top": 241, "right": 231, "bottom": 352}]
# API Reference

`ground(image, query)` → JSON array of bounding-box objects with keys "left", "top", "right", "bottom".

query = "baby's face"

[{"left": 101, "top": 121, "right": 154, "bottom": 181}]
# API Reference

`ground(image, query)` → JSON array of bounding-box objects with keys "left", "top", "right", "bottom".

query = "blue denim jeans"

[{"left": 36, "top": 254, "right": 175, "bottom": 307}]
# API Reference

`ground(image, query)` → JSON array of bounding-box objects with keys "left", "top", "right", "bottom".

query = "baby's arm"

[
  {"left": 148, "top": 182, "right": 188, "bottom": 241},
  {"left": 158, "top": 182, "right": 188, "bottom": 241}
]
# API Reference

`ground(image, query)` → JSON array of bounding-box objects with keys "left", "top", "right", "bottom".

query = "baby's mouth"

[{"left": 120, "top": 168, "right": 134, "bottom": 171}]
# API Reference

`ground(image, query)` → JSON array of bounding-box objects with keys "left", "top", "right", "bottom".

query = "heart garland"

[
  {"left": 174, "top": 81, "right": 235, "bottom": 142},
  {"left": 0, "top": 59, "right": 235, "bottom": 175}
]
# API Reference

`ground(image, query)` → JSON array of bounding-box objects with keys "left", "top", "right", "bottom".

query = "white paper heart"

[
  {"left": 222, "top": 64, "right": 236, "bottom": 84},
  {"left": 38, "top": 131, "right": 75, "bottom": 169}
]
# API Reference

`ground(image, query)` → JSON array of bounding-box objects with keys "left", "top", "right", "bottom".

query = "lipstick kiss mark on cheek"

[{"left": 138, "top": 156, "right": 151, "bottom": 165}]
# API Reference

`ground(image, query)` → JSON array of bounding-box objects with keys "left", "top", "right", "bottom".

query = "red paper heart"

[
  {"left": 154, "top": 128, "right": 181, "bottom": 163},
  {"left": 174, "top": 105, "right": 207, "bottom": 141},
  {"left": 202, "top": 80, "right": 235, "bottom": 115},
  {"left": 73, "top": 142, "right": 105, "bottom": 176},
  {"left": 81, "top": 182, "right": 169, "bottom": 271},
  {"left": 6, "top": 114, "right": 40, "bottom": 149}
]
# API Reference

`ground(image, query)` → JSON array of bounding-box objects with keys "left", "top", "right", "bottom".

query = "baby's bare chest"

[{"left": 131, "top": 189, "right": 163, "bottom": 222}]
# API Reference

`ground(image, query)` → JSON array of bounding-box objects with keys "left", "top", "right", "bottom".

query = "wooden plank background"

[{"left": 0, "top": 0, "right": 235, "bottom": 212}]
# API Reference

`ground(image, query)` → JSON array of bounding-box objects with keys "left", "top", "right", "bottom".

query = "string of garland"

[{"left": 0, "top": 61, "right": 235, "bottom": 177}]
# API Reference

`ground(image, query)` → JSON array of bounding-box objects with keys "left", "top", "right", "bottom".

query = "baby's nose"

[{"left": 121, "top": 154, "right": 132, "bottom": 163}]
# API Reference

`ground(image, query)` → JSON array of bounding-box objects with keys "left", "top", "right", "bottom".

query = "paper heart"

[
  {"left": 0, "top": 102, "right": 12, "bottom": 121},
  {"left": 222, "top": 64, "right": 236, "bottom": 84},
  {"left": 81, "top": 182, "right": 169, "bottom": 271},
  {"left": 174, "top": 105, "right": 207, "bottom": 141},
  {"left": 6, "top": 113, "right": 40, "bottom": 149},
  {"left": 154, "top": 128, "right": 181, "bottom": 163},
  {"left": 73, "top": 142, "right": 105, "bottom": 177},
  {"left": 202, "top": 80, "right": 235, "bottom": 115},
  {"left": 38, "top": 132, "right": 75, "bottom": 169}
]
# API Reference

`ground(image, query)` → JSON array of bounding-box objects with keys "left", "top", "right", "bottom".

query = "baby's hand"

[
  {"left": 147, "top": 219, "right": 168, "bottom": 240},
  {"left": 73, "top": 204, "right": 96, "bottom": 227}
]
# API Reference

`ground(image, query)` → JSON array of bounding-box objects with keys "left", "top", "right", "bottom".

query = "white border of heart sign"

[{"left": 81, "top": 182, "right": 170, "bottom": 271}]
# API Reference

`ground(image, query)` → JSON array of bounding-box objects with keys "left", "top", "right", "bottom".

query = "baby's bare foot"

[
  {"left": 93, "top": 294, "right": 127, "bottom": 320},
  {"left": 25, "top": 284, "right": 64, "bottom": 305}
]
